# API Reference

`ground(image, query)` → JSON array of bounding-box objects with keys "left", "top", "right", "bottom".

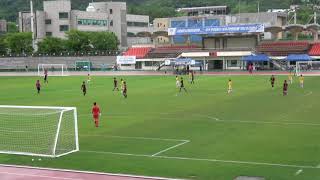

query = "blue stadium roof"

[
  {"left": 243, "top": 54, "right": 270, "bottom": 62},
  {"left": 286, "top": 54, "right": 312, "bottom": 61}
]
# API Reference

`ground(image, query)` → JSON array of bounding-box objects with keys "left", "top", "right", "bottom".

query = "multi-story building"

[
  {"left": 18, "top": 0, "right": 151, "bottom": 47},
  {"left": 0, "top": 20, "right": 7, "bottom": 33},
  {"left": 153, "top": 10, "right": 287, "bottom": 45}
]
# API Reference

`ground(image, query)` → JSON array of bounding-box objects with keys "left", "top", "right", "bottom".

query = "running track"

[{"left": 0, "top": 165, "right": 174, "bottom": 180}]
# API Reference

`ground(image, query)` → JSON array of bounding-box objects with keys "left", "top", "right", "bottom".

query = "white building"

[{"left": 18, "top": 0, "right": 152, "bottom": 47}]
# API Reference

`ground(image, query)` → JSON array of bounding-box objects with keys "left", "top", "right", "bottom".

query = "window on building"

[
  {"left": 109, "top": 9, "right": 113, "bottom": 14},
  {"left": 110, "top": 20, "right": 113, "bottom": 26},
  {"left": 145, "top": 61, "right": 157, "bottom": 66},
  {"left": 46, "top": 32, "right": 52, "bottom": 36},
  {"left": 59, "top": 12, "right": 69, "bottom": 19},
  {"left": 77, "top": 19, "right": 107, "bottom": 26},
  {"left": 127, "top": 21, "right": 148, "bottom": 27},
  {"left": 45, "top": 19, "right": 52, "bottom": 25},
  {"left": 59, "top": 25, "right": 69, "bottom": 32}
]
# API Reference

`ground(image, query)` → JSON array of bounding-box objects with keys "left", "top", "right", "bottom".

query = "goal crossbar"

[
  {"left": 296, "top": 61, "right": 320, "bottom": 76},
  {"left": 37, "top": 64, "right": 69, "bottom": 76}
]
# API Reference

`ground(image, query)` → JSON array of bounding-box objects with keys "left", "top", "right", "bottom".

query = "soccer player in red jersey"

[
  {"left": 36, "top": 80, "right": 41, "bottom": 94},
  {"left": 91, "top": 102, "right": 101, "bottom": 128},
  {"left": 283, "top": 80, "right": 288, "bottom": 96}
]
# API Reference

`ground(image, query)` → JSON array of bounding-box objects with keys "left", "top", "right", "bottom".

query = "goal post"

[
  {"left": 0, "top": 105, "right": 79, "bottom": 158},
  {"left": 296, "top": 61, "right": 320, "bottom": 76},
  {"left": 38, "top": 64, "right": 69, "bottom": 76}
]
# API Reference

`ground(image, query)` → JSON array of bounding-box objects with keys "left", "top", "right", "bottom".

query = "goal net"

[
  {"left": 38, "top": 64, "right": 69, "bottom": 76},
  {"left": 75, "top": 61, "right": 92, "bottom": 73},
  {"left": 296, "top": 61, "right": 320, "bottom": 76},
  {"left": 0, "top": 105, "right": 79, "bottom": 158}
]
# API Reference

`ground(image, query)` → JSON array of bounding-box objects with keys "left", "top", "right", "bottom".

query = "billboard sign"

[
  {"left": 116, "top": 56, "right": 136, "bottom": 65},
  {"left": 168, "top": 24, "right": 264, "bottom": 36}
]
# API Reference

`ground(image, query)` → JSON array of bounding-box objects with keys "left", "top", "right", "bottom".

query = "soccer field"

[{"left": 0, "top": 75, "right": 319, "bottom": 180}]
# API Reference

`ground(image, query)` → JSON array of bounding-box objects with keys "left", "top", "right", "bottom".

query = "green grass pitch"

[{"left": 0, "top": 75, "right": 319, "bottom": 180}]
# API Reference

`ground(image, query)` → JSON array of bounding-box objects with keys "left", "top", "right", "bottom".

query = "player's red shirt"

[
  {"left": 92, "top": 105, "right": 100, "bottom": 115},
  {"left": 36, "top": 82, "right": 41, "bottom": 88},
  {"left": 283, "top": 82, "right": 288, "bottom": 91}
]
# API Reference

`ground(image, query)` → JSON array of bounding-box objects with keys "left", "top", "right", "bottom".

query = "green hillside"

[{"left": 0, "top": 0, "right": 313, "bottom": 22}]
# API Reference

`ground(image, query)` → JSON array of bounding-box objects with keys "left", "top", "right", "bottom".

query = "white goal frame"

[
  {"left": 37, "top": 64, "right": 69, "bottom": 76},
  {"left": 0, "top": 105, "right": 79, "bottom": 158},
  {"left": 296, "top": 61, "right": 320, "bottom": 76}
]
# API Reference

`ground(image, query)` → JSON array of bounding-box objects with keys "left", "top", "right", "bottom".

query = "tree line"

[
  {"left": 1, "top": 0, "right": 319, "bottom": 22},
  {"left": 0, "top": 30, "right": 119, "bottom": 55}
]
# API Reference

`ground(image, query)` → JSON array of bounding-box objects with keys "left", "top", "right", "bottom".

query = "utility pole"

[
  {"left": 257, "top": 1, "right": 260, "bottom": 22},
  {"left": 238, "top": 0, "right": 241, "bottom": 23},
  {"left": 30, "top": 0, "right": 37, "bottom": 52}
]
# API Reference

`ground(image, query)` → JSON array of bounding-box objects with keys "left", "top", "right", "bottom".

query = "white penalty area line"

[
  {"left": 295, "top": 169, "right": 303, "bottom": 176},
  {"left": 151, "top": 140, "right": 190, "bottom": 157},
  {"left": 79, "top": 150, "right": 320, "bottom": 169},
  {"left": 79, "top": 134, "right": 190, "bottom": 157}
]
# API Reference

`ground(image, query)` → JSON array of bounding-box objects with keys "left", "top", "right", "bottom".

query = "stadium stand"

[
  {"left": 257, "top": 41, "right": 310, "bottom": 56},
  {"left": 146, "top": 45, "right": 202, "bottom": 58},
  {"left": 123, "top": 47, "right": 152, "bottom": 59},
  {"left": 157, "top": 45, "right": 201, "bottom": 49},
  {"left": 309, "top": 43, "right": 320, "bottom": 56}
]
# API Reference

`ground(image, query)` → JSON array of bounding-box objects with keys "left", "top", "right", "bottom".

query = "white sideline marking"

[
  {"left": 0, "top": 171, "right": 82, "bottom": 180},
  {"left": 79, "top": 113, "right": 320, "bottom": 127},
  {"left": 295, "top": 169, "right": 303, "bottom": 176},
  {"left": 317, "top": 164, "right": 320, "bottom": 168},
  {"left": 202, "top": 115, "right": 320, "bottom": 126},
  {"left": 0, "top": 164, "right": 179, "bottom": 180},
  {"left": 151, "top": 140, "right": 190, "bottom": 156},
  {"left": 80, "top": 150, "right": 320, "bottom": 169}
]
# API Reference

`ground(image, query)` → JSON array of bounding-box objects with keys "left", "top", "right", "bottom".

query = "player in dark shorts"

[
  {"left": 270, "top": 75, "right": 275, "bottom": 89},
  {"left": 81, "top": 81, "right": 87, "bottom": 96},
  {"left": 122, "top": 81, "right": 128, "bottom": 98},
  {"left": 191, "top": 71, "right": 195, "bottom": 84},
  {"left": 283, "top": 80, "right": 288, "bottom": 96},
  {"left": 44, "top": 69, "right": 48, "bottom": 83},
  {"left": 113, "top": 77, "right": 119, "bottom": 91},
  {"left": 36, "top": 80, "right": 41, "bottom": 94},
  {"left": 179, "top": 77, "right": 187, "bottom": 93}
]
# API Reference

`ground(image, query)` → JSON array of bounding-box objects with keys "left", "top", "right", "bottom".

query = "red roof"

[{"left": 123, "top": 47, "right": 152, "bottom": 59}]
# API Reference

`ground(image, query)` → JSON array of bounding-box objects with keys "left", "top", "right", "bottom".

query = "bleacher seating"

[
  {"left": 146, "top": 45, "right": 202, "bottom": 58},
  {"left": 257, "top": 41, "right": 310, "bottom": 56},
  {"left": 157, "top": 45, "right": 201, "bottom": 49},
  {"left": 123, "top": 47, "right": 152, "bottom": 59},
  {"left": 309, "top": 43, "right": 320, "bottom": 56}
]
